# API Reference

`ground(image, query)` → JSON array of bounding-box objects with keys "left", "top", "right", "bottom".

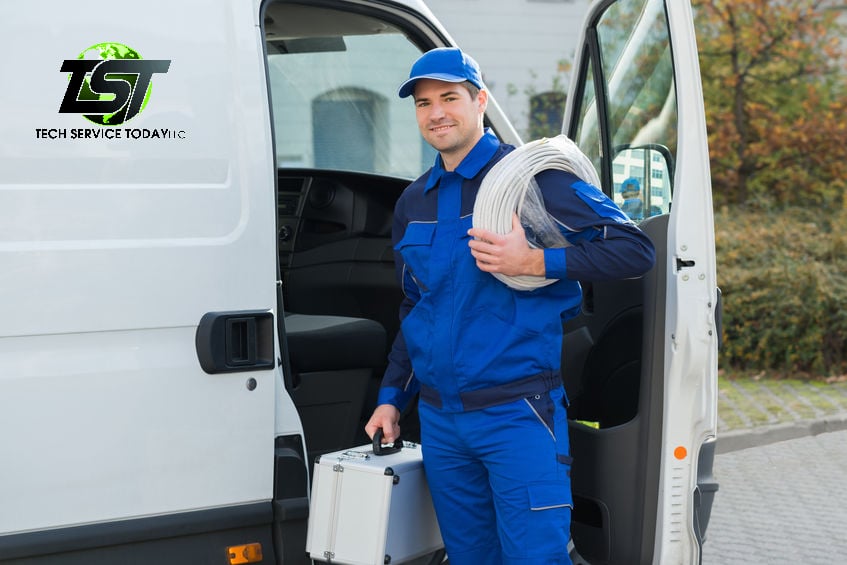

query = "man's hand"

[
  {"left": 365, "top": 404, "right": 401, "bottom": 443},
  {"left": 467, "top": 213, "right": 545, "bottom": 276}
]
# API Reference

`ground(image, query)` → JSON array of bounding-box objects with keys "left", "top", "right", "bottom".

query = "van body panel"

[
  {"left": 0, "top": 0, "right": 279, "bottom": 536},
  {"left": 1, "top": 0, "right": 276, "bottom": 337}
]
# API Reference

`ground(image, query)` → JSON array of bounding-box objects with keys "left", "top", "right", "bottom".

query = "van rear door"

[{"left": 561, "top": 0, "right": 718, "bottom": 563}]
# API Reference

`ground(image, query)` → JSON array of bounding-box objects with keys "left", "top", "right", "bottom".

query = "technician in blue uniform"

[
  {"left": 620, "top": 176, "right": 645, "bottom": 220},
  {"left": 365, "top": 48, "right": 655, "bottom": 565}
]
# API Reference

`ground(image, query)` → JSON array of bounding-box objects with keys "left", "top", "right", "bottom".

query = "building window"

[{"left": 313, "top": 88, "right": 387, "bottom": 172}]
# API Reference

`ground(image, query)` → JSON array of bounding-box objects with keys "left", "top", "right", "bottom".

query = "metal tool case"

[{"left": 306, "top": 437, "right": 443, "bottom": 564}]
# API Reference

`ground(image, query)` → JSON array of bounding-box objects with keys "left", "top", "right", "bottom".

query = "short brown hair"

[{"left": 462, "top": 81, "right": 480, "bottom": 98}]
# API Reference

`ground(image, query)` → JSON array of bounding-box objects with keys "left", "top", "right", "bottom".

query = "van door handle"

[{"left": 196, "top": 311, "right": 275, "bottom": 374}]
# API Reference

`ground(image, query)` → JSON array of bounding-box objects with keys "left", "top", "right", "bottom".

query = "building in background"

[{"left": 425, "top": 0, "right": 591, "bottom": 140}]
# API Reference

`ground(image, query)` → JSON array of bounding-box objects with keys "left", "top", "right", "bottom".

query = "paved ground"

[
  {"left": 716, "top": 374, "right": 847, "bottom": 453},
  {"left": 703, "top": 428, "right": 847, "bottom": 564},
  {"left": 703, "top": 375, "right": 847, "bottom": 564}
]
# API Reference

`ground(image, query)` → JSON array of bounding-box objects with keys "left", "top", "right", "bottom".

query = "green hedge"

[{"left": 716, "top": 206, "right": 847, "bottom": 376}]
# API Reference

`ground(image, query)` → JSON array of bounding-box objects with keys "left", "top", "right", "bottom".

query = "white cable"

[{"left": 472, "top": 135, "right": 601, "bottom": 291}]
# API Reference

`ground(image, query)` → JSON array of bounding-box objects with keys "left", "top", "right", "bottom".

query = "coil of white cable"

[{"left": 472, "top": 134, "right": 601, "bottom": 291}]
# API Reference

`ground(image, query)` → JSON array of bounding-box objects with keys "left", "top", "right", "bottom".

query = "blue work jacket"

[{"left": 378, "top": 130, "right": 655, "bottom": 413}]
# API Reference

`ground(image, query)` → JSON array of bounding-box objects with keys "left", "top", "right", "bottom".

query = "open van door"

[{"left": 561, "top": 0, "right": 719, "bottom": 563}]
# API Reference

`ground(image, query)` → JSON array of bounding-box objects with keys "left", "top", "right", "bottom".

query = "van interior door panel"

[{"left": 565, "top": 214, "right": 668, "bottom": 563}]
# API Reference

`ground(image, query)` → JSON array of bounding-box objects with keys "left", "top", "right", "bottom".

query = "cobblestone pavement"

[
  {"left": 702, "top": 429, "right": 847, "bottom": 564},
  {"left": 702, "top": 376, "right": 847, "bottom": 564}
]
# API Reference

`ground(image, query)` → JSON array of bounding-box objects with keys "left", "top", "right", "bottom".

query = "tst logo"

[{"left": 59, "top": 43, "right": 170, "bottom": 126}]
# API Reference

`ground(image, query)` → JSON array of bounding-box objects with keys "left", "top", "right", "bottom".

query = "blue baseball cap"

[
  {"left": 398, "top": 47, "right": 484, "bottom": 99},
  {"left": 619, "top": 177, "right": 641, "bottom": 193}
]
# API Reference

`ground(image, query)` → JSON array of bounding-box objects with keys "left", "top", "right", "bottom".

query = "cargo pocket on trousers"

[
  {"left": 529, "top": 482, "right": 573, "bottom": 511},
  {"left": 525, "top": 481, "right": 573, "bottom": 548}
]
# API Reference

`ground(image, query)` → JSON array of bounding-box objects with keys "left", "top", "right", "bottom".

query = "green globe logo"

[
  {"left": 59, "top": 43, "right": 170, "bottom": 126},
  {"left": 74, "top": 43, "right": 149, "bottom": 126}
]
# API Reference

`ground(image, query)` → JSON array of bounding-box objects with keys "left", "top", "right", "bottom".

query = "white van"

[{"left": 0, "top": 0, "right": 719, "bottom": 563}]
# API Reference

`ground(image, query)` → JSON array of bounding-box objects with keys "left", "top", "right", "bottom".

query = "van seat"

[
  {"left": 284, "top": 313, "right": 386, "bottom": 373},
  {"left": 284, "top": 313, "right": 387, "bottom": 462}
]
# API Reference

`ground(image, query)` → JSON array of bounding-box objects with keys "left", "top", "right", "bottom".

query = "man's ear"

[{"left": 477, "top": 89, "right": 488, "bottom": 114}]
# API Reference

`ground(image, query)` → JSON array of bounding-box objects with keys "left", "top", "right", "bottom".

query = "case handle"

[{"left": 372, "top": 428, "right": 403, "bottom": 456}]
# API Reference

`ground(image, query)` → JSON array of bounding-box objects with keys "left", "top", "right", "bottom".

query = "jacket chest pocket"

[
  {"left": 395, "top": 222, "right": 436, "bottom": 293},
  {"left": 456, "top": 215, "right": 486, "bottom": 286}
]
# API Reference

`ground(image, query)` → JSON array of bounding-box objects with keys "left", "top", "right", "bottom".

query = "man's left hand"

[{"left": 468, "top": 214, "right": 545, "bottom": 277}]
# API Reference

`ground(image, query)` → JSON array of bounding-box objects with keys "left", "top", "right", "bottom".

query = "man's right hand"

[{"left": 365, "top": 404, "right": 401, "bottom": 444}]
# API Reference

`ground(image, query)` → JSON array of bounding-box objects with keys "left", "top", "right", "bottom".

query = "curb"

[{"left": 716, "top": 412, "right": 847, "bottom": 454}]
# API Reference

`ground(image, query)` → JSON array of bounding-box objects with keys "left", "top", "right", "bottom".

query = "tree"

[{"left": 694, "top": 0, "right": 847, "bottom": 208}]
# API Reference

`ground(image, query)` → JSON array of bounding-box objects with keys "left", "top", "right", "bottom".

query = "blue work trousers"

[{"left": 419, "top": 385, "right": 573, "bottom": 565}]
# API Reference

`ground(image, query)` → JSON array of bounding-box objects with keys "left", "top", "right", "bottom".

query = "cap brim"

[{"left": 398, "top": 73, "right": 469, "bottom": 98}]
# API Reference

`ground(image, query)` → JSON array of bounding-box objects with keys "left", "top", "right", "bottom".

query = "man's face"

[{"left": 413, "top": 79, "right": 487, "bottom": 167}]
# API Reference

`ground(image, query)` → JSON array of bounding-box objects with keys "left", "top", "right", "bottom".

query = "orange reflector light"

[
  {"left": 674, "top": 446, "right": 688, "bottom": 460},
  {"left": 227, "top": 542, "right": 263, "bottom": 564}
]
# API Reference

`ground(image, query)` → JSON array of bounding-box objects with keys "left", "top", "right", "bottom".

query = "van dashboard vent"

[
  {"left": 278, "top": 194, "right": 301, "bottom": 217},
  {"left": 278, "top": 176, "right": 309, "bottom": 217}
]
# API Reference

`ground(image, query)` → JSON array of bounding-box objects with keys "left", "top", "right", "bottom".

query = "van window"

[
  {"left": 264, "top": 4, "right": 434, "bottom": 179},
  {"left": 573, "top": 0, "right": 677, "bottom": 220}
]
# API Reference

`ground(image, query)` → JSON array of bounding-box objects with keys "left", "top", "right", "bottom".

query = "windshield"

[{"left": 264, "top": 3, "right": 436, "bottom": 179}]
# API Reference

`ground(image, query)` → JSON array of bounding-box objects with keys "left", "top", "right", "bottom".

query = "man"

[
  {"left": 365, "top": 47, "right": 655, "bottom": 565},
  {"left": 619, "top": 176, "right": 645, "bottom": 220}
]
